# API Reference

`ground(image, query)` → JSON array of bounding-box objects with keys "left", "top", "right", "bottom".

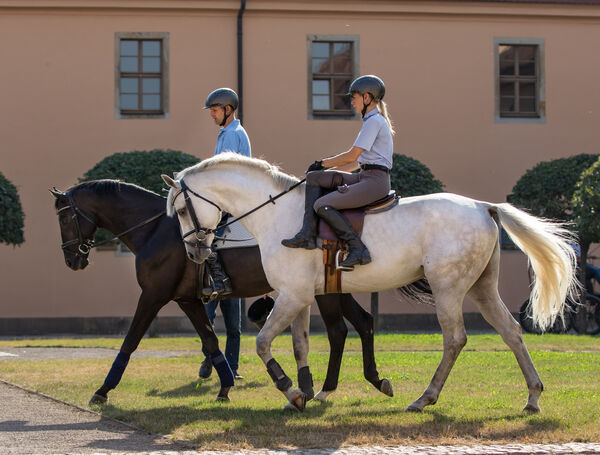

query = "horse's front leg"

[
  {"left": 290, "top": 305, "right": 314, "bottom": 403},
  {"left": 256, "top": 292, "right": 312, "bottom": 411},
  {"left": 90, "top": 290, "right": 165, "bottom": 405},
  {"left": 178, "top": 299, "right": 234, "bottom": 401},
  {"left": 340, "top": 293, "right": 393, "bottom": 397}
]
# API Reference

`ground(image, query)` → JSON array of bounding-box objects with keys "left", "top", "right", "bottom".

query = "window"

[
  {"left": 494, "top": 38, "right": 545, "bottom": 124},
  {"left": 115, "top": 32, "right": 169, "bottom": 119},
  {"left": 307, "top": 35, "right": 359, "bottom": 120}
]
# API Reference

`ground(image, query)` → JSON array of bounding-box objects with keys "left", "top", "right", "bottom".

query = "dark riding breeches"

[{"left": 307, "top": 169, "right": 390, "bottom": 211}]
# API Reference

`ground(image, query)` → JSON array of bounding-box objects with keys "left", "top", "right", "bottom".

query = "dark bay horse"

[{"left": 51, "top": 180, "right": 392, "bottom": 405}]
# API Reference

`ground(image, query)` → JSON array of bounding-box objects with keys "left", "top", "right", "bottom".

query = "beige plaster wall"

[{"left": 0, "top": 1, "right": 597, "bottom": 320}]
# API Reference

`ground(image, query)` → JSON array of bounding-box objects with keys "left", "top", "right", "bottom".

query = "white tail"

[{"left": 494, "top": 203, "right": 579, "bottom": 331}]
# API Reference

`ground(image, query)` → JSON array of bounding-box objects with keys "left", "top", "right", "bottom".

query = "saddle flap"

[
  {"left": 212, "top": 220, "right": 258, "bottom": 250},
  {"left": 318, "top": 210, "right": 364, "bottom": 242},
  {"left": 317, "top": 191, "right": 397, "bottom": 242}
]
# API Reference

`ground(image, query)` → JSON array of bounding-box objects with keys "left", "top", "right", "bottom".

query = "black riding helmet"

[
  {"left": 203, "top": 88, "right": 239, "bottom": 126},
  {"left": 347, "top": 75, "right": 386, "bottom": 117}
]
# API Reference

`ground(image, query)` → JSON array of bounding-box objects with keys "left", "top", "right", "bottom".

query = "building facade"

[{"left": 1, "top": 0, "right": 599, "bottom": 333}]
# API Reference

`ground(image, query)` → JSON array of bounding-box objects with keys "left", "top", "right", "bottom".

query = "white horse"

[{"left": 162, "top": 152, "right": 578, "bottom": 413}]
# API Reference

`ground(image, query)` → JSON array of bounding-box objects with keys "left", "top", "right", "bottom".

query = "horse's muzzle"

[
  {"left": 65, "top": 253, "right": 89, "bottom": 270},
  {"left": 185, "top": 244, "right": 212, "bottom": 264}
]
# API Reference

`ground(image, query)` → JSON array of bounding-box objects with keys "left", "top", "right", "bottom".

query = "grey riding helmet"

[
  {"left": 347, "top": 75, "right": 386, "bottom": 101},
  {"left": 203, "top": 88, "right": 239, "bottom": 111}
]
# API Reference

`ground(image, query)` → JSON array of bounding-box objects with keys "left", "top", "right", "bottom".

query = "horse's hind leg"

[
  {"left": 340, "top": 294, "right": 393, "bottom": 397},
  {"left": 406, "top": 289, "right": 468, "bottom": 412},
  {"left": 178, "top": 299, "right": 234, "bottom": 401},
  {"left": 467, "top": 244, "right": 543, "bottom": 413},
  {"left": 314, "top": 294, "right": 349, "bottom": 401}
]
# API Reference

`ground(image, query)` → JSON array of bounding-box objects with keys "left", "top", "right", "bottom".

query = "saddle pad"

[
  {"left": 318, "top": 191, "right": 398, "bottom": 242},
  {"left": 212, "top": 220, "right": 258, "bottom": 250}
]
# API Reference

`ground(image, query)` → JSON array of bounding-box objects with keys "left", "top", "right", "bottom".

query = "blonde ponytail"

[{"left": 377, "top": 100, "right": 395, "bottom": 136}]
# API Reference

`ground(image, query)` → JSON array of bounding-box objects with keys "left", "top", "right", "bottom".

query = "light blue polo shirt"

[
  {"left": 215, "top": 119, "right": 252, "bottom": 157},
  {"left": 353, "top": 108, "right": 393, "bottom": 169}
]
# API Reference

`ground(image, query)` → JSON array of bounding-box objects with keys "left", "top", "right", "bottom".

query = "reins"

[{"left": 173, "top": 176, "right": 306, "bottom": 243}]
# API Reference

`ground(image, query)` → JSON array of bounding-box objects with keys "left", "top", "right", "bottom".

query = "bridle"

[
  {"left": 57, "top": 192, "right": 97, "bottom": 256},
  {"left": 57, "top": 191, "right": 165, "bottom": 257},
  {"left": 175, "top": 179, "right": 223, "bottom": 251},
  {"left": 171, "top": 177, "right": 306, "bottom": 250}
]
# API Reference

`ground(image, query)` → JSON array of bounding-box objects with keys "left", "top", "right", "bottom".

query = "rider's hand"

[{"left": 306, "top": 160, "right": 324, "bottom": 173}]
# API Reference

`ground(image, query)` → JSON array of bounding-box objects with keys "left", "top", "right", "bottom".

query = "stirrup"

[{"left": 335, "top": 250, "right": 354, "bottom": 272}]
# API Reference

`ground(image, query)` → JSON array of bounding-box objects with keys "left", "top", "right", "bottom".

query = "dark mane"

[{"left": 70, "top": 180, "right": 165, "bottom": 200}]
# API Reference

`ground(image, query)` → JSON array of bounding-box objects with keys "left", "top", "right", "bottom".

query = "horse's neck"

[
  {"left": 80, "top": 187, "right": 163, "bottom": 252},
  {"left": 197, "top": 169, "right": 304, "bottom": 245}
]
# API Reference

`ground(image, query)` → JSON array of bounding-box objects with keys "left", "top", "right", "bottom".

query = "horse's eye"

[
  {"left": 177, "top": 208, "right": 186, "bottom": 216},
  {"left": 60, "top": 217, "right": 69, "bottom": 226}
]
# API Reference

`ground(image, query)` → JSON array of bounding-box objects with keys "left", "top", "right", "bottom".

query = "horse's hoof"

[
  {"left": 283, "top": 402, "right": 300, "bottom": 412},
  {"left": 216, "top": 386, "right": 231, "bottom": 402},
  {"left": 289, "top": 389, "right": 306, "bottom": 411},
  {"left": 404, "top": 404, "right": 423, "bottom": 412},
  {"left": 379, "top": 378, "right": 394, "bottom": 397},
  {"left": 89, "top": 394, "right": 108, "bottom": 405},
  {"left": 216, "top": 395, "right": 230, "bottom": 402},
  {"left": 523, "top": 403, "right": 540, "bottom": 413},
  {"left": 314, "top": 390, "right": 331, "bottom": 402}
]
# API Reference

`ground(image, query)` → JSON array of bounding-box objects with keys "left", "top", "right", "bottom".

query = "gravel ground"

[{"left": 1, "top": 347, "right": 599, "bottom": 455}]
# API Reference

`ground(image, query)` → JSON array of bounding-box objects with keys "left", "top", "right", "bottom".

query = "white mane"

[{"left": 178, "top": 152, "right": 299, "bottom": 188}]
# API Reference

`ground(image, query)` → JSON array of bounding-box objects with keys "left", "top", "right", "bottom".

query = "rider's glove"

[{"left": 306, "top": 160, "right": 324, "bottom": 173}]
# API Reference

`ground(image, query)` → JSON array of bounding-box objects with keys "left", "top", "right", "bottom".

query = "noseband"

[{"left": 57, "top": 193, "right": 96, "bottom": 256}]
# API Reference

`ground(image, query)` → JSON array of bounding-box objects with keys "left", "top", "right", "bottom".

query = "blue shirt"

[
  {"left": 214, "top": 119, "right": 252, "bottom": 157},
  {"left": 353, "top": 108, "right": 393, "bottom": 169}
]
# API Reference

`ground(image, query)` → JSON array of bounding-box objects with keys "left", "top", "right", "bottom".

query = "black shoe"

[
  {"left": 316, "top": 206, "right": 372, "bottom": 267},
  {"left": 281, "top": 184, "right": 322, "bottom": 250},
  {"left": 202, "top": 252, "right": 233, "bottom": 298},
  {"left": 233, "top": 371, "right": 243, "bottom": 380},
  {"left": 199, "top": 357, "right": 212, "bottom": 379}
]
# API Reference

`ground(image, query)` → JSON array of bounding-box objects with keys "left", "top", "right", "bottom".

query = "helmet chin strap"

[
  {"left": 361, "top": 94, "right": 373, "bottom": 118},
  {"left": 220, "top": 106, "right": 232, "bottom": 127}
]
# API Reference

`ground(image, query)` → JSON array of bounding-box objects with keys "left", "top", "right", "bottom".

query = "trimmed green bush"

[
  {"left": 573, "top": 156, "right": 600, "bottom": 248},
  {"left": 80, "top": 149, "right": 199, "bottom": 244},
  {"left": 509, "top": 154, "right": 600, "bottom": 222},
  {"left": 80, "top": 149, "right": 200, "bottom": 194},
  {"left": 390, "top": 154, "right": 444, "bottom": 196},
  {"left": 0, "top": 172, "right": 25, "bottom": 246}
]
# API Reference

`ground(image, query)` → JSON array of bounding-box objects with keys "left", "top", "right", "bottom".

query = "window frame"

[
  {"left": 307, "top": 34, "right": 360, "bottom": 121},
  {"left": 115, "top": 32, "right": 170, "bottom": 119},
  {"left": 494, "top": 37, "right": 545, "bottom": 124}
]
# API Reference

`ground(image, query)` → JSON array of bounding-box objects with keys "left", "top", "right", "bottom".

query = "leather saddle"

[
  {"left": 318, "top": 190, "right": 398, "bottom": 242},
  {"left": 317, "top": 190, "right": 398, "bottom": 293}
]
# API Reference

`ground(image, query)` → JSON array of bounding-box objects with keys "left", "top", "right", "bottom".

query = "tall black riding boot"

[
  {"left": 202, "top": 251, "right": 233, "bottom": 298},
  {"left": 281, "top": 184, "right": 322, "bottom": 250},
  {"left": 316, "top": 206, "right": 372, "bottom": 267}
]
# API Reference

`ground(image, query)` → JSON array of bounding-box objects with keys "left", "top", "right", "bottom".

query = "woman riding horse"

[{"left": 282, "top": 75, "right": 394, "bottom": 268}]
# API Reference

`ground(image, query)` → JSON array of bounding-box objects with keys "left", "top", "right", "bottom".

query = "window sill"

[
  {"left": 116, "top": 111, "right": 169, "bottom": 120},
  {"left": 494, "top": 114, "right": 546, "bottom": 124},
  {"left": 308, "top": 112, "right": 358, "bottom": 121}
]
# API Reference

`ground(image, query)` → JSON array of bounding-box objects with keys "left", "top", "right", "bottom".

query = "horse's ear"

[
  {"left": 49, "top": 187, "right": 64, "bottom": 198},
  {"left": 161, "top": 174, "right": 178, "bottom": 189}
]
